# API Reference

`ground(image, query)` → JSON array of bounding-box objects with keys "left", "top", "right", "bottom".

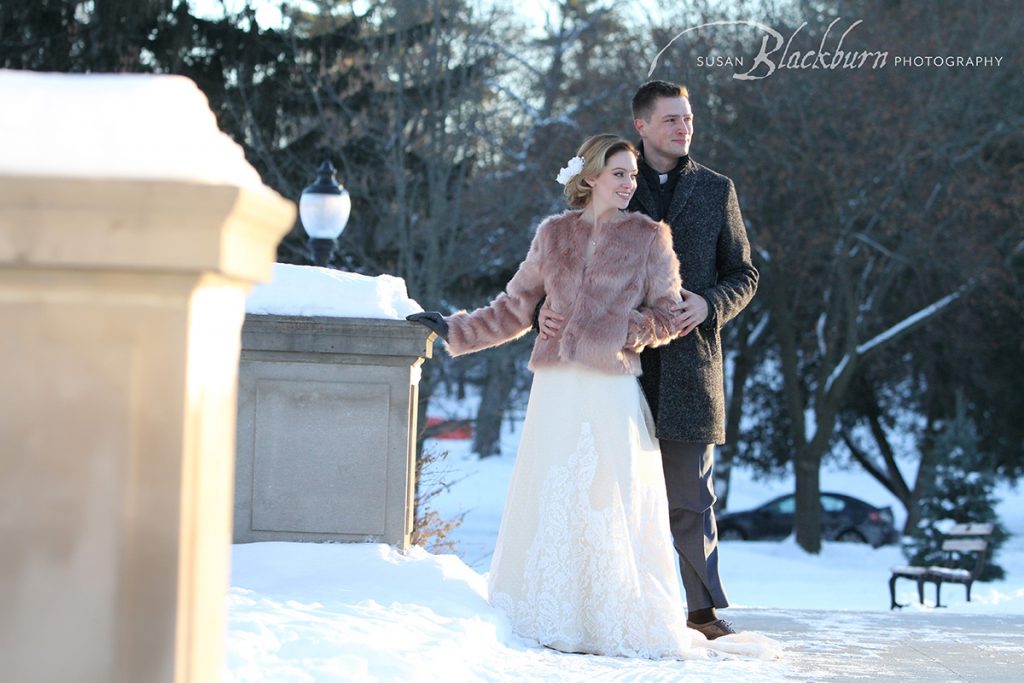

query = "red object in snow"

[{"left": 425, "top": 416, "right": 473, "bottom": 440}]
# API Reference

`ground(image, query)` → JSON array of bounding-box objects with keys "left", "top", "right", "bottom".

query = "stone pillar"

[
  {"left": 0, "top": 177, "right": 294, "bottom": 682},
  {"left": 233, "top": 314, "right": 433, "bottom": 549}
]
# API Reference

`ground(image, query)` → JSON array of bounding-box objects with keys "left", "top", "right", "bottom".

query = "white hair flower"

[{"left": 555, "top": 155, "right": 585, "bottom": 185}]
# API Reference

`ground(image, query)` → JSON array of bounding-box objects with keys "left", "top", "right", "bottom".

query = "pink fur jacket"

[{"left": 444, "top": 210, "right": 682, "bottom": 376}]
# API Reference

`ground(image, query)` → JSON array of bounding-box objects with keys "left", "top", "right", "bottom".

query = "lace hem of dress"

[{"left": 490, "top": 421, "right": 692, "bottom": 660}]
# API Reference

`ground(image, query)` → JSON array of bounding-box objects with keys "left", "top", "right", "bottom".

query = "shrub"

[{"left": 411, "top": 446, "right": 465, "bottom": 554}]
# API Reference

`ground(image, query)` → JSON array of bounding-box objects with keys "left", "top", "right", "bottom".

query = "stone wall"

[{"left": 234, "top": 314, "right": 434, "bottom": 549}]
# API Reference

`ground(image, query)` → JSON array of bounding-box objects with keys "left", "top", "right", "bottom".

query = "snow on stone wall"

[{"left": 246, "top": 263, "right": 423, "bottom": 319}]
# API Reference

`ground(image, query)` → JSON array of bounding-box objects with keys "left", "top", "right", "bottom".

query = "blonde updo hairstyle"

[{"left": 563, "top": 134, "right": 638, "bottom": 209}]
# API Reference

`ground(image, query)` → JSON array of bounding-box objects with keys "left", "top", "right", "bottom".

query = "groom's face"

[{"left": 635, "top": 95, "right": 694, "bottom": 160}]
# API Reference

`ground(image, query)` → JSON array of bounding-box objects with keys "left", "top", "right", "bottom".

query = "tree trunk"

[
  {"left": 904, "top": 411, "right": 941, "bottom": 534},
  {"left": 793, "top": 446, "right": 823, "bottom": 553},
  {"left": 771, "top": 283, "right": 827, "bottom": 551},
  {"left": 715, "top": 454, "right": 733, "bottom": 511},
  {"left": 472, "top": 350, "right": 516, "bottom": 457},
  {"left": 717, "top": 344, "right": 754, "bottom": 511}
]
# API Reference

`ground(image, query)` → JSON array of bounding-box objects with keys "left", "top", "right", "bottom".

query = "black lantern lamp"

[{"left": 299, "top": 160, "right": 351, "bottom": 267}]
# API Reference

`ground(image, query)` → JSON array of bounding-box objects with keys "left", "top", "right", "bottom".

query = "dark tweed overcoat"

[{"left": 630, "top": 157, "right": 758, "bottom": 444}]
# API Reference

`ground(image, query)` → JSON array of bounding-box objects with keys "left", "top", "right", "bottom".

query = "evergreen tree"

[{"left": 902, "top": 395, "right": 1007, "bottom": 580}]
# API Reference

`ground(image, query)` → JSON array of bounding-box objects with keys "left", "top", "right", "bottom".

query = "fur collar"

[{"left": 544, "top": 209, "right": 661, "bottom": 232}]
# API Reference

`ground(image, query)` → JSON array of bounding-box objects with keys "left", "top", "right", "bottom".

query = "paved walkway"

[{"left": 735, "top": 608, "right": 1024, "bottom": 682}]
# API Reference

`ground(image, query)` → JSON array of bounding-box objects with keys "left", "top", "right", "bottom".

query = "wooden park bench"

[{"left": 889, "top": 522, "right": 995, "bottom": 609}]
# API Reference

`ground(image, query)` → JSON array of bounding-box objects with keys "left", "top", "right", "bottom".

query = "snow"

[
  {"left": 227, "top": 388, "right": 1024, "bottom": 681},
  {"left": 228, "top": 545, "right": 785, "bottom": 682},
  {"left": 815, "top": 312, "right": 827, "bottom": 357},
  {"left": 0, "top": 69, "right": 265, "bottom": 189},
  {"left": 228, "top": 544, "right": 505, "bottom": 682},
  {"left": 245, "top": 263, "right": 423, "bottom": 319}
]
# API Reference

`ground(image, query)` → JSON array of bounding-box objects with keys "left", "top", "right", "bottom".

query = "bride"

[{"left": 409, "top": 134, "right": 715, "bottom": 659}]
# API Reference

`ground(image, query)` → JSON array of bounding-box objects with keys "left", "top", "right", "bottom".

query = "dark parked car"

[{"left": 717, "top": 492, "right": 899, "bottom": 547}]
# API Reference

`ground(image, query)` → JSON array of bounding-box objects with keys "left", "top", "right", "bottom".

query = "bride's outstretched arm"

[
  {"left": 444, "top": 222, "right": 548, "bottom": 356},
  {"left": 624, "top": 222, "right": 682, "bottom": 353}
]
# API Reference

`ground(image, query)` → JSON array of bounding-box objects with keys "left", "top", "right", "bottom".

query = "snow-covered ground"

[
  {"left": 227, "top": 391, "right": 1024, "bottom": 681},
  {"left": 227, "top": 542, "right": 793, "bottom": 682},
  {"left": 424, "top": 412, "right": 1024, "bottom": 614}
]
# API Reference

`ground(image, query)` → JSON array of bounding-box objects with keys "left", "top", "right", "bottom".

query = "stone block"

[
  {"left": 0, "top": 177, "right": 293, "bottom": 683},
  {"left": 234, "top": 314, "right": 433, "bottom": 549}
]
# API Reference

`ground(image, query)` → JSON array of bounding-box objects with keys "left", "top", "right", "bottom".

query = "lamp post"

[{"left": 299, "top": 160, "right": 351, "bottom": 267}]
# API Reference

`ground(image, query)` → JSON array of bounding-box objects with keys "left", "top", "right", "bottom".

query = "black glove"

[{"left": 406, "top": 311, "right": 449, "bottom": 340}]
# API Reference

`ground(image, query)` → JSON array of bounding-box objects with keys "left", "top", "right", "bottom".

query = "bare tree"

[{"left": 648, "top": 0, "right": 1023, "bottom": 551}]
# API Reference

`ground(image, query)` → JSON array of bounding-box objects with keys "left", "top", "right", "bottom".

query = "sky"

[{"left": 188, "top": 0, "right": 556, "bottom": 31}]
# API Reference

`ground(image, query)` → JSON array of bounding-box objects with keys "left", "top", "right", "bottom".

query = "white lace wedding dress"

[{"left": 487, "top": 364, "right": 699, "bottom": 659}]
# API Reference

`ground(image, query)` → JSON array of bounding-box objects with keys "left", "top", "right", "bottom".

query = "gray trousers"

[{"left": 660, "top": 439, "right": 730, "bottom": 611}]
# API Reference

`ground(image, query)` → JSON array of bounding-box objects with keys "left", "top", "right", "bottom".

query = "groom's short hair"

[{"left": 632, "top": 80, "right": 690, "bottom": 121}]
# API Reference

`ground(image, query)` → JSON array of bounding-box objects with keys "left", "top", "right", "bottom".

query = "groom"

[{"left": 539, "top": 80, "right": 758, "bottom": 639}]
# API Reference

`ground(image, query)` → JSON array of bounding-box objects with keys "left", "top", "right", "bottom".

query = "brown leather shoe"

[{"left": 687, "top": 618, "right": 737, "bottom": 640}]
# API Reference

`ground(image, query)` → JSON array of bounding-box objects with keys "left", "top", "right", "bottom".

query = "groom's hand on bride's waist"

[
  {"left": 538, "top": 303, "right": 564, "bottom": 341},
  {"left": 672, "top": 288, "right": 709, "bottom": 337}
]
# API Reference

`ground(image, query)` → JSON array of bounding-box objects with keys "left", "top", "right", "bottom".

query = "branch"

[
  {"left": 952, "top": 116, "right": 1024, "bottom": 164},
  {"left": 747, "top": 311, "right": 771, "bottom": 347},
  {"left": 477, "top": 37, "right": 544, "bottom": 79},
  {"left": 856, "top": 287, "right": 964, "bottom": 356},
  {"left": 840, "top": 427, "right": 892, "bottom": 493},
  {"left": 483, "top": 79, "right": 542, "bottom": 121},
  {"left": 815, "top": 312, "right": 827, "bottom": 358},
  {"left": 851, "top": 232, "right": 906, "bottom": 262},
  {"left": 866, "top": 407, "right": 911, "bottom": 502},
  {"left": 923, "top": 180, "right": 943, "bottom": 214},
  {"left": 825, "top": 285, "right": 965, "bottom": 395},
  {"left": 823, "top": 354, "right": 850, "bottom": 395}
]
